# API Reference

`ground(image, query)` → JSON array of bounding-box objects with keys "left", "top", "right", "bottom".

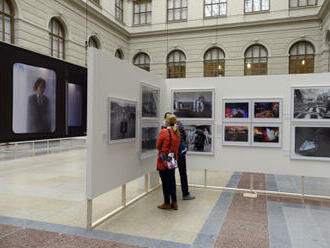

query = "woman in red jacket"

[{"left": 157, "top": 114, "right": 180, "bottom": 210}]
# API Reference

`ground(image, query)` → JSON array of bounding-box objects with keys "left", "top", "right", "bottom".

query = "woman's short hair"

[{"left": 33, "top": 78, "right": 46, "bottom": 91}]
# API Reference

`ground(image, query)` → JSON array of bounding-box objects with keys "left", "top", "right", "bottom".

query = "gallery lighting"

[{"left": 247, "top": 63, "right": 251, "bottom": 69}]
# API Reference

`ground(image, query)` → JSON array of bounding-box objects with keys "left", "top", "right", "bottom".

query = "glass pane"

[
  {"left": 298, "top": 43, "right": 305, "bottom": 55},
  {"left": 168, "top": 53, "right": 173, "bottom": 62},
  {"left": 141, "top": 2, "right": 145, "bottom": 10},
  {"left": 147, "top": 12, "right": 151, "bottom": 23},
  {"left": 4, "top": 1, "right": 11, "bottom": 14},
  {"left": 220, "top": 3, "right": 227, "bottom": 15},
  {"left": 212, "top": 49, "right": 218, "bottom": 59},
  {"left": 300, "top": 0, "right": 307, "bottom": 6},
  {"left": 220, "top": 0, "right": 226, "bottom": 2},
  {"left": 53, "top": 22, "right": 59, "bottom": 35},
  {"left": 253, "top": 46, "right": 259, "bottom": 56},
  {"left": 290, "top": 0, "right": 298, "bottom": 7},
  {"left": 182, "top": 0, "right": 187, "bottom": 7},
  {"left": 245, "top": 0, "right": 252, "bottom": 12},
  {"left": 168, "top": 10, "right": 173, "bottom": 21},
  {"left": 260, "top": 47, "right": 267, "bottom": 57},
  {"left": 262, "top": 0, "right": 269, "bottom": 10},
  {"left": 0, "top": 15, "right": 3, "bottom": 33},
  {"left": 246, "top": 48, "right": 253, "bottom": 57},
  {"left": 134, "top": 14, "right": 139, "bottom": 24},
  {"left": 174, "top": 9, "right": 180, "bottom": 20},
  {"left": 134, "top": 3, "right": 138, "bottom": 13},
  {"left": 141, "top": 13, "right": 146, "bottom": 24},
  {"left": 213, "top": 5, "right": 219, "bottom": 16},
  {"left": 308, "top": 0, "right": 316, "bottom": 5},
  {"left": 168, "top": 0, "right": 173, "bottom": 8},
  {"left": 147, "top": 2, "right": 152, "bottom": 11},
  {"left": 254, "top": 0, "right": 261, "bottom": 11},
  {"left": 205, "top": 5, "right": 211, "bottom": 17},
  {"left": 174, "top": 52, "right": 179, "bottom": 62},
  {"left": 59, "top": 40, "right": 63, "bottom": 57},
  {"left": 146, "top": 56, "right": 150, "bottom": 63},
  {"left": 175, "top": 0, "right": 180, "bottom": 8},
  {"left": 205, "top": 51, "right": 211, "bottom": 60},
  {"left": 219, "top": 50, "right": 225, "bottom": 59},
  {"left": 182, "top": 8, "right": 187, "bottom": 19},
  {"left": 306, "top": 44, "right": 314, "bottom": 54},
  {"left": 205, "top": 0, "right": 212, "bottom": 3},
  {"left": 213, "top": 0, "right": 220, "bottom": 3}
]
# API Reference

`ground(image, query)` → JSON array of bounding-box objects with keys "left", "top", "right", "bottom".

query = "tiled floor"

[{"left": 1, "top": 148, "right": 330, "bottom": 248}]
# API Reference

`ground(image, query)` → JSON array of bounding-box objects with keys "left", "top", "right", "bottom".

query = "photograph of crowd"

[
  {"left": 109, "top": 98, "right": 136, "bottom": 143},
  {"left": 184, "top": 124, "right": 213, "bottom": 153},
  {"left": 141, "top": 126, "right": 159, "bottom": 153},
  {"left": 173, "top": 90, "right": 213, "bottom": 119},
  {"left": 254, "top": 101, "right": 280, "bottom": 120},
  {"left": 293, "top": 87, "right": 330, "bottom": 120},
  {"left": 224, "top": 101, "right": 249, "bottom": 120},
  {"left": 224, "top": 125, "right": 249, "bottom": 143},
  {"left": 13, "top": 63, "right": 56, "bottom": 134},
  {"left": 253, "top": 126, "right": 280, "bottom": 145},
  {"left": 141, "top": 84, "right": 159, "bottom": 118},
  {"left": 293, "top": 126, "right": 330, "bottom": 159}
]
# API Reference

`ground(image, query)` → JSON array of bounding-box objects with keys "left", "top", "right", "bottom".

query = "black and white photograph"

[
  {"left": 252, "top": 125, "right": 281, "bottom": 147},
  {"left": 223, "top": 124, "right": 250, "bottom": 146},
  {"left": 292, "top": 126, "right": 330, "bottom": 160},
  {"left": 253, "top": 99, "right": 282, "bottom": 122},
  {"left": 172, "top": 90, "right": 214, "bottom": 119},
  {"left": 293, "top": 86, "right": 330, "bottom": 121},
  {"left": 109, "top": 97, "right": 137, "bottom": 143},
  {"left": 141, "top": 125, "right": 159, "bottom": 158},
  {"left": 141, "top": 84, "right": 160, "bottom": 119},
  {"left": 12, "top": 63, "right": 56, "bottom": 134},
  {"left": 67, "top": 83, "right": 83, "bottom": 127},
  {"left": 223, "top": 99, "right": 250, "bottom": 122},
  {"left": 184, "top": 124, "right": 213, "bottom": 154}
]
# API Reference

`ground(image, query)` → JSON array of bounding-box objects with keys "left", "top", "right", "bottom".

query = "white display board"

[
  {"left": 87, "top": 48, "right": 165, "bottom": 199},
  {"left": 166, "top": 73, "right": 330, "bottom": 178}
]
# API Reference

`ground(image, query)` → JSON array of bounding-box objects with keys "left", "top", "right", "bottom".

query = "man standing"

[{"left": 164, "top": 112, "right": 195, "bottom": 200}]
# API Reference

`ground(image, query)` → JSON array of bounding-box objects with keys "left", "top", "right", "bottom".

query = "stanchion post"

[
  {"left": 204, "top": 169, "right": 208, "bottom": 187},
  {"left": 122, "top": 184, "right": 127, "bottom": 207},
  {"left": 59, "top": 139, "right": 61, "bottom": 151},
  {"left": 15, "top": 143, "right": 18, "bottom": 154},
  {"left": 250, "top": 173, "right": 254, "bottom": 191},
  {"left": 47, "top": 140, "right": 50, "bottom": 153},
  {"left": 32, "top": 141, "right": 35, "bottom": 154},
  {"left": 301, "top": 176, "right": 305, "bottom": 197},
  {"left": 87, "top": 199, "right": 93, "bottom": 230},
  {"left": 144, "top": 173, "right": 149, "bottom": 193}
]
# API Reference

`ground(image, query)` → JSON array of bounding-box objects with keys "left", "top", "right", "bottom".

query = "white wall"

[
  {"left": 87, "top": 48, "right": 165, "bottom": 199},
  {"left": 166, "top": 73, "right": 330, "bottom": 178}
]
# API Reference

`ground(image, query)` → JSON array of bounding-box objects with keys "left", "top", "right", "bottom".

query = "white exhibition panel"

[
  {"left": 166, "top": 73, "right": 330, "bottom": 178},
  {"left": 87, "top": 48, "right": 165, "bottom": 199}
]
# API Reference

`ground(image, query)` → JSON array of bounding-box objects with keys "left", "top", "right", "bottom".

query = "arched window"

[
  {"left": 167, "top": 50, "right": 186, "bottom": 78},
  {"left": 204, "top": 47, "right": 225, "bottom": 77},
  {"left": 244, "top": 44, "right": 268, "bottom": 75},
  {"left": 88, "top": 36, "right": 99, "bottom": 49},
  {"left": 133, "top": 52, "right": 150, "bottom": 71},
  {"left": 115, "top": 49, "right": 124, "bottom": 59},
  {"left": 289, "top": 41, "right": 315, "bottom": 74},
  {"left": 0, "top": 0, "right": 14, "bottom": 43},
  {"left": 49, "top": 18, "right": 65, "bottom": 59}
]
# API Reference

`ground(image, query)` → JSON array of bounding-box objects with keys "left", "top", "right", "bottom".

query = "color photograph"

[
  {"left": 293, "top": 86, "right": 330, "bottom": 120},
  {"left": 254, "top": 101, "right": 280, "bottom": 120},
  {"left": 172, "top": 90, "right": 214, "bottom": 119},
  {"left": 293, "top": 126, "right": 330, "bottom": 160},
  {"left": 109, "top": 98, "right": 136, "bottom": 143},
  {"left": 12, "top": 63, "right": 56, "bottom": 134},
  {"left": 223, "top": 124, "right": 250, "bottom": 146},
  {"left": 252, "top": 126, "right": 281, "bottom": 147},
  {"left": 141, "top": 84, "right": 160, "bottom": 118},
  {"left": 224, "top": 101, "right": 250, "bottom": 121},
  {"left": 184, "top": 124, "right": 213, "bottom": 154}
]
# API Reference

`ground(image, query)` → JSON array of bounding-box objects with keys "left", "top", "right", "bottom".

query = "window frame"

[
  {"left": 167, "top": 49, "right": 186, "bottom": 78},
  {"left": 49, "top": 18, "right": 65, "bottom": 60},
  {"left": 203, "top": 0, "right": 227, "bottom": 19},
  {"left": 115, "top": 0, "right": 124, "bottom": 23},
  {"left": 289, "top": 41, "right": 315, "bottom": 74},
  {"left": 203, "top": 47, "right": 226, "bottom": 77},
  {"left": 115, "top": 48, "right": 124, "bottom": 59},
  {"left": 0, "top": 0, "right": 15, "bottom": 43},
  {"left": 167, "top": 0, "right": 188, "bottom": 24},
  {"left": 244, "top": 44, "right": 268, "bottom": 76},
  {"left": 244, "top": 0, "right": 270, "bottom": 14},
  {"left": 133, "top": 0, "right": 152, "bottom": 26},
  {"left": 88, "top": 36, "right": 99, "bottom": 49},
  {"left": 133, "top": 52, "right": 151, "bottom": 71},
  {"left": 289, "top": 0, "right": 318, "bottom": 8}
]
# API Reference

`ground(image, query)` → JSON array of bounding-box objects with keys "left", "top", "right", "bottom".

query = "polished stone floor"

[{"left": 1, "top": 147, "right": 330, "bottom": 248}]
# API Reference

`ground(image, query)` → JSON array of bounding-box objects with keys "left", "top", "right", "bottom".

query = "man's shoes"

[
  {"left": 171, "top": 202, "right": 178, "bottom": 210},
  {"left": 183, "top": 194, "right": 196, "bottom": 200},
  {"left": 157, "top": 203, "right": 171, "bottom": 210}
]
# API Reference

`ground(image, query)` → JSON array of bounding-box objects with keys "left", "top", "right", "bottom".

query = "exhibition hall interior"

[{"left": 1, "top": 0, "right": 330, "bottom": 247}]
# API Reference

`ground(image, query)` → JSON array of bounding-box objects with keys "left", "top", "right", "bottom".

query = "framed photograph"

[
  {"left": 141, "top": 83, "right": 160, "bottom": 119},
  {"left": 184, "top": 124, "right": 214, "bottom": 155},
  {"left": 140, "top": 123, "right": 159, "bottom": 159},
  {"left": 223, "top": 123, "right": 251, "bottom": 146},
  {"left": 172, "top": 89, "right": 215, "bottom": 120},
  {"left": 223, "top": 99, "right": 251, "bottom": 122},
  {"left": 252, "top": 124, "right": 282, "bottom": 147},
  {"left": 252, "top": 99, "right": 282, "bottom": 122},
  {"left": 292, "top": 86, "right": 330, "bottom": 122},
  {"left": 12, "top": 63, "right": 56, "bottom": 134},
  {"left": 108, "top": 97, "right": 137, "bottom": 144},
  {"left": 291, "top": 125, "right": 330, "bottom": 161}
]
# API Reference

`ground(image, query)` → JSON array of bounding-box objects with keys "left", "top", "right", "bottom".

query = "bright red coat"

[{"left": 157, "top": 127, "right": 180, "bottom": 170}]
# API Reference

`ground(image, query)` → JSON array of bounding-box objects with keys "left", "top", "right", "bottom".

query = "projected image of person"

[{"left": 13, "top": 63, "right": 56, "bottom": 134}]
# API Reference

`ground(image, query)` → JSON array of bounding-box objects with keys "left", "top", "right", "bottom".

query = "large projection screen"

[
  {"left": 87, "top": 48, "right": 165, "bottom": 199},
  {"left": 166, "top": 73, "right": 330, "bottom": 179}
]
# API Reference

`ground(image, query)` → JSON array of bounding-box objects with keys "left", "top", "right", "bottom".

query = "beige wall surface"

[{"left": 6, "top": 0, "right": 330, "bottom": 76}]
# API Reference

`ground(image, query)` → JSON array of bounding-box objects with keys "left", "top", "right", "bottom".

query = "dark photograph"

[
  {"left": 254, "top": 101, "right": 280, "bottom": 119},
  {"left": 67, "top": 83, "right": 83, "bottom": 127},
  {"left": 173, "top": 91, "right": 213, "bottom": 119},
  {"left": 224, "top": 126, "right": 249, "bottom": 142},
  {"left": 294, "top": 126, "right": 330, "bottom": 158},
  {"left": 293, "top": 87, "right": 330, "bottom": 120},
  {"left": 141, "top": 126, "right": 159, "bottom": 153},
  {"left": 13, "top": 63, "right": 56, "bottom": 134},
  {"left": 109, "top": 98, "right": 136, "bottom": 142},
  {"left": 141, "top": 85, "right": 159, "bottom": 118},
  {"left": 185, "top": 125, "right": 213, "bottom": 153},
  {"left": 253, "top": 126, "right": 280, "bottom": 143},
  {"left": 225, "top": 102, "right": 249, "bottom": 119}
]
